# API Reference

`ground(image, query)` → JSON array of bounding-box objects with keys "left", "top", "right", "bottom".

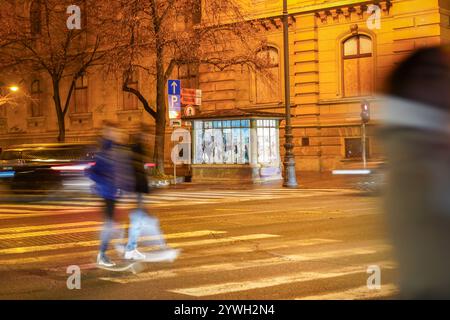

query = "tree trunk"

[
  {"left": 153, "top": 45, "right": 167, "bottom": 174},
  {"left": 57, "top": 112, "right": 66, "bottom": 142},
  {"left": 154, "top": 84, "right": 166, "bottom": 173},
  {"left": 52, "top": 79, "right": 66, "bottom": 142}
]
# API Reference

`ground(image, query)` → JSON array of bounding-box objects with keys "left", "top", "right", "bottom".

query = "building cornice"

[
  {"left": 248, "top": 0, "right": 391, "bottom": 19},
  {"left": 242, "top": 1, "right": 392, "bottom": 28},
  {"left": 315, "top": 1, "right": 391, "bottom": 25}
]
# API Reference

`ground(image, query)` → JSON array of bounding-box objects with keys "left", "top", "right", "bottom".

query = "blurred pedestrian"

[
  {"left": 380, "top": 45, "right": 450, "bottom": 299},
  {"left": 88, "top": 121, "right": 132, "bottom": 267},
  {"left": 123, "top": 130, "right": 177, "bottom": 261}
]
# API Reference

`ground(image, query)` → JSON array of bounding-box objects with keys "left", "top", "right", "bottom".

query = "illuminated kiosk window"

[{"left": 184, "top": 109, "right": 284, "bottom": 184}]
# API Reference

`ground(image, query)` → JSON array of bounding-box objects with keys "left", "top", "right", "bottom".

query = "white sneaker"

[{"left": 124, "top": 249, "right": 146, "bottom": 260}]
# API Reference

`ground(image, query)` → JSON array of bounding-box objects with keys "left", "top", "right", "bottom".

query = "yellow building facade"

[
  {"left": 1, "top": 0, "right": 449, "bottom": 172},
  {"left": 198, "top": 0, "right": 450, "bottom": 171}
]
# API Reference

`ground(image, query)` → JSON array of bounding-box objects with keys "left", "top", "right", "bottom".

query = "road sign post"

[
  {"left": 362, "top": 123, "right": 367, "bottom": 169},
  {"left": 360, "top": 101, "right": 370, "bottom": 169},
  {"left": 173, "top": 139, "right": 177, "bottom": 185}
]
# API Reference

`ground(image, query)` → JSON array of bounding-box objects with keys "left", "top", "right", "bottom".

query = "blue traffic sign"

[{"left": 168, "top": 79, "right": 181, "bottom": 96}]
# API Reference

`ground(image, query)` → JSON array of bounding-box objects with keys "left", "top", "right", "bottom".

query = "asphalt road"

[{"left": 0, "top": 185, "right": 399, "bottom": 300}]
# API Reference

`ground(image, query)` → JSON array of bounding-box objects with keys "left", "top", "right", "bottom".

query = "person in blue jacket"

[{"left": 88, "top": 122, "right": 129, "bottom": 267}]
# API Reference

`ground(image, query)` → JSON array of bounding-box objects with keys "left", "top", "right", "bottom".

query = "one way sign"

[
  {"left": 168, "top": 79, "right": 181, "bottom": 120},
  {"left": 168, "top": 79, "right": 181, "bottom": 96}
]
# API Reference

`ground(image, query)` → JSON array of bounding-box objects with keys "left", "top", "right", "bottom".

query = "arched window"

[
  {"left": 30, "top": 79, "right": 43, "bottom": 117},
  {"left": 256, "top": 47, "right": 280, "bottom": 104},
  {"left": 342, "top": 35, "right": 374, "bottom": 97},
  {"left": 70, "top": 75, "right": 88, "bottom": 114},
  {"left": 30, "top": 0, "right": 42, "bottom": 35},
  {"left": 123, "top": 70, "right": 139, "bottom": 111}
]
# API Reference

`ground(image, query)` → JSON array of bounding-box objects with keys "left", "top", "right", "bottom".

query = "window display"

[
  {"left": 256, "top": 120, "right": 279, "bottom": 165},
  {"left": 194, "top": 119, "right": 279, "bottom": 166},
  {"left": 194, "top": 120, "right": 250, "bottom": 165}
]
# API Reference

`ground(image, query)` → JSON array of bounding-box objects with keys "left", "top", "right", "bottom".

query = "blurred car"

[
  {"left": 332, "top": 161, "right": 387, "bottom": 195},
  {"left": 0, "top": 143, "right": 98, "bottom": 194}
]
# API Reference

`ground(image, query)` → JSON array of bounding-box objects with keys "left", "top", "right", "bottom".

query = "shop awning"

[{"left": 182, "top": 108, "right": 285, "bottom": 120}]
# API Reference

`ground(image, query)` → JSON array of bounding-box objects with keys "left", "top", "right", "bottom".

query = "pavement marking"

[
  {"left": 0, "top": 224, "right": 129, "bottom": 240},
  {"left": 0, "top": 230, "right": 227, "bottom": 255},
  {"left": 99, "top": 270, "right": 178, "bottom": 283},
  {"left": 100, "top": 245, "right": 390, "bottom": 284},
  {"left": 0, "top": 251, "right": 96, "bottom": 265},
  {"left": 0, "top": 233, "right": 278, "bottom": 265},
  {"left": 159, "top": 209, "right": 322, "bottom": 222},
  {"left": 33, "top": 202, "right": 104, "bottom": 208},
  {"left": 0, "top": 211, "right": 89, "bottom": 220},
  {"left": 170, "top": 234, "right": 280, "bottom": 248},
  {"left": 180, "top": 239, "right": 347, "bottom": 259},
  {"left": 168, "top": 261, "right": 396, "bottom": 297},
  {"left": 0, "top": 204, "right": 100, "bottom": 210},
  {"left": 0, "top": 208, "right": 49, "bottom": 214},
  {"left": 0, "top": 221, "right": 102, "bottom": 234},
  {"left": 0, "top": 188, "right": 355, "bottom": 215},
  {"left": 296, "top": 283, "right": 399, "bottom": 300},
  {"left": 214, "top": 208, "right": 254, "bottom": 211}
]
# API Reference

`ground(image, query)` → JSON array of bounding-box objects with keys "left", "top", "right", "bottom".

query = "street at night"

[
  {"left": 1, "top": 0, "right": 450, "bottom": 310},
  {"left": 0, "top": 177, "right": 398, "bottom": 300}
]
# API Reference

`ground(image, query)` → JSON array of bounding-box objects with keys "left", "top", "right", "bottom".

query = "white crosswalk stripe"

[
  {"left": 0, "top": 188, "right": 355, "bottom": 217},
  {"left": 296, "top": 284, "right": 399, "bottom": 300},
  {"left": 100, "top": 245, "right": 391, "bottom": 285},
  {"left": 168, "top": 261, "right": 397, "bottom": 297},
  {"left": 0, "top": 233, "right": 280, "bottom": 266}
]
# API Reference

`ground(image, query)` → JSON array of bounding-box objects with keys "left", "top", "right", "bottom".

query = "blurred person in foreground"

[
  {"left": 380, "top": 45, "right": 450, "bottom": 299},
  {"left": 123, "top": 130, "right": 179, "bottom": 261},
  {"left": 88, "top": 121, "right": 134, "bottom": 267}
]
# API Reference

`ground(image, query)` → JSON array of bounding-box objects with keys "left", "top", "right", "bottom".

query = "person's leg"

[
  {"left": 136, "top": 192, "right": 144, "bottom": 210},
  {"left": 140, "top": 214, "right": 167, "bottom": 248},
  {"left": 124, "top": 193, "right": 147, "bottom": 259},
  {"left": 99, "top": 198, "right": 115, "bottom": 255},
  {"left": 125, "top": 208, "right": 144, "bottom": 251},
  {"left": 125, "top": 193, "right": 145, "bottom": 251}
]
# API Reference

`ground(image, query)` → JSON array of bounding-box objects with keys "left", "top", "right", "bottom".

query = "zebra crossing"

[
  {"left": 0, "top": 215, "right": 397, "bottom": 299},
  {"left": 0, "top": 186, "right": 393, "bottom": 299},
  {"left": 0, "top": 188, "right": 355, "bottom": 218}
]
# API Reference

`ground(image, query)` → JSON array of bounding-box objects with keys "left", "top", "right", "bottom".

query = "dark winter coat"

[
  {"left": 131, "top": 142, "right": 149, "bottom": 194},
  {"left": 87, "top": 139, "right": 118, "bottom": 200}
]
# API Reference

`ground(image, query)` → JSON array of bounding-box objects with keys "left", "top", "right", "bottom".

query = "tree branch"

[{"left": 122, "top": 83, "right": 157, "bottom": 119}]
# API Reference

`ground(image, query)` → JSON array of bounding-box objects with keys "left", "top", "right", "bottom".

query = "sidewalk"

[{"left": 166, "top": 171, "right": 369, "bottom": 191}]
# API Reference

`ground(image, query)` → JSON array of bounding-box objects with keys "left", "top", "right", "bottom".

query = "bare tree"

[
  {"left": 0, "top": 0, "right": 119, "bottom": 141},
  {"left": 108, "top": 0, "right": 272, "bottom": 173},
  {"left": 0, "top": 94, "right": 17, "bottom": 107}
]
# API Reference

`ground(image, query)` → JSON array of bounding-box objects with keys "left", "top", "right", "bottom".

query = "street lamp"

[
  {"left": 282, "top": 0, "right": 298, "bottom": 188},
  {"left": 8, "top": 86, "right": 19, "bottom": 93}
]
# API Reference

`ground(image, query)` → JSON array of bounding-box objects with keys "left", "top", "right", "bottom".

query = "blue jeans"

[{"left": 126, "top": 201, "right": 166, "bottom": 251}]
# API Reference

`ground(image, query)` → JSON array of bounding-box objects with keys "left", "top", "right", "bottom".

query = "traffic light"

[{"left": 360, "top": 100, "right": 370, "bottom": 124}]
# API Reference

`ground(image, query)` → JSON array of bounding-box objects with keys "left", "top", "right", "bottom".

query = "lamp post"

[{"left": 282, "top": 0, "right": 298, "bottom": 188}]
